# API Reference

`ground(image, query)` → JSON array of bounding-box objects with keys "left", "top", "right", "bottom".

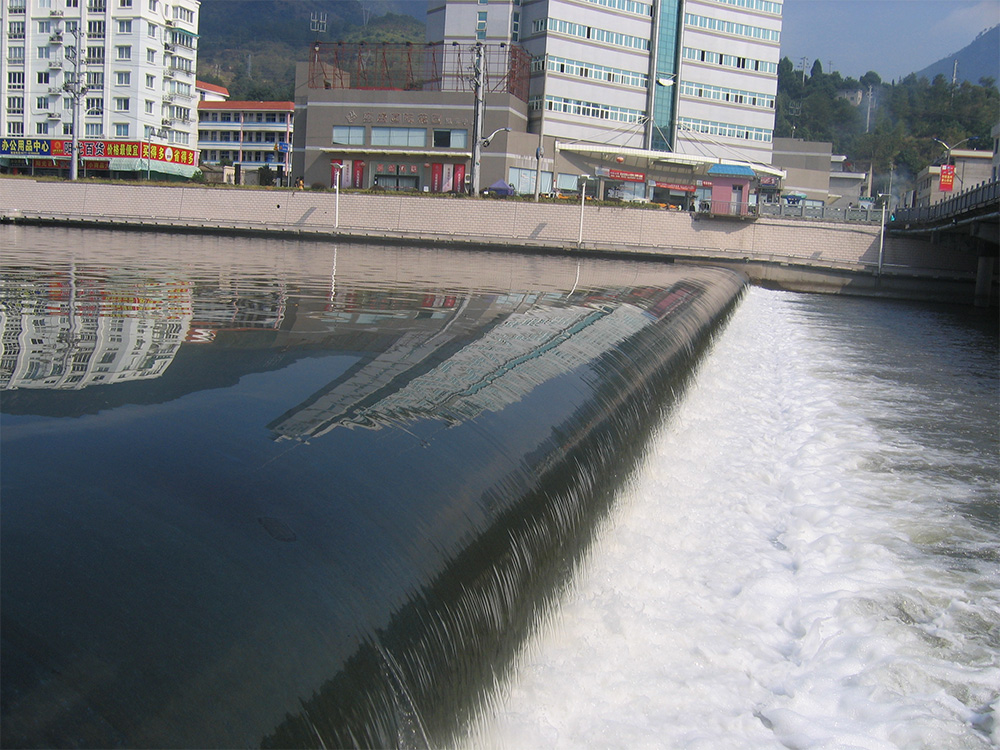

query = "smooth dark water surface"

[{"left": 0, "top": 227, "right": 745, "bottom": 748}]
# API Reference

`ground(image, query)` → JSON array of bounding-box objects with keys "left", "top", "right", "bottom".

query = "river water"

[
  {"left": 1, "top": 228, "right": 997, "bottom": 749},
  {"left": 462, "top": 288, "right": 999, "bottom": 749}
]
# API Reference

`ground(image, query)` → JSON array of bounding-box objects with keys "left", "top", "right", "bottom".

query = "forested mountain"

[
  {"left": 195, "top": 0, "right": 425, "bottom": 100},
  {"left": 915, "top": 25, "right": 1000, "bottom": 88}
]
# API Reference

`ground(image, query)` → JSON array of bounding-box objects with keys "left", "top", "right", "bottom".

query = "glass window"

[
  {"left": 433, "top": 129, "right": 467, "bottom": 148},
  {"left": 115, "top": 122, "right": 129, "bottom": 136},
  {"left": 371, "top": 127, "right": 426, "bottom": 147},
  {"left": 332, "top": 126, "right": 356, "bottom": 144}
]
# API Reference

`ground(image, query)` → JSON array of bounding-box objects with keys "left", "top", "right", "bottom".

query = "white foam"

[{"left": 459, "top": 288, "right": 999, "bottom": 750}]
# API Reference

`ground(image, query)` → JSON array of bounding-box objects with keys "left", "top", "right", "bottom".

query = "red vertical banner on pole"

[
  {"left": 352, "top": 160, "right": 365, "bottom": 189},
  {"left": 939, "top": 164, "right": 955, "bottom": 192},
  {"left": 431, "top": 163, "right": 443, "bottom": 192},
  {"left": 453, "top": 164, "right": 466, "bottom": 194},
  {"left": 331, "top": 159, "right": 343, "bottom": 188}
]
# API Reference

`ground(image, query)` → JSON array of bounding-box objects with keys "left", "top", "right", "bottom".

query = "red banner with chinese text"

[{"left": 939, "top": 164, "right": 955, "bottom": 192}]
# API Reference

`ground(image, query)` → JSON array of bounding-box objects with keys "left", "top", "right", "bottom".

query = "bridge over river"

[
  {"left": 2, "top": 177, "right": 996, "bottom": 306},
  {"left": 889, "top": 178, "right": 999, "bottom": 307}
]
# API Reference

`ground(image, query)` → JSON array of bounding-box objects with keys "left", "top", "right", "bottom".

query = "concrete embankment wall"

[{"left": 0, "top": 178, "right": 978, "bottom": 301}]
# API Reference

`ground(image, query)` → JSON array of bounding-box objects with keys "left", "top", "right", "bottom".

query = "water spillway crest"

[{"left": 0, "top": 227, "right": 746, "bottom": 748}]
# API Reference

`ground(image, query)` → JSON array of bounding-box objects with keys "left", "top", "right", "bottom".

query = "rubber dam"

[{"left": 1, "top": 227, "right": 746, "bottom": 748}]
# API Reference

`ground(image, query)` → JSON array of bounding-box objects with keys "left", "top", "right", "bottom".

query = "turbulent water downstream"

[{"left": 463, "top": 288, "right": 999, "bottom": 750}]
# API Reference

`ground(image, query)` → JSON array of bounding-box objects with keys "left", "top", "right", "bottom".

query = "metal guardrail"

[
  {"left": 891, "top": 179, "right": 999, "bottom": 225},
  {"left": 696, "top": 200, "right": 757, "bottom": 218},
  {"left": 757, "top": 203, "right": 883, "bottom": 223}
]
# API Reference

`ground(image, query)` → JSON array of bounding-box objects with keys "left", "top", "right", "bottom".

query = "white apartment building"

[
  {"left": 1, "top": 0, "right": 200, "bottom": 178},
  {"left": 427, "top": 0, "right": 781, "bottom": 168},
  {"left": 197, "top": 99, "right": 294, "bottom": 184}
]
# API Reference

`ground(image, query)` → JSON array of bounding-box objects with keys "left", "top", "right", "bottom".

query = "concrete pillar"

[{"left": 974, "top": 254, "right": 995, "bottom": 307}]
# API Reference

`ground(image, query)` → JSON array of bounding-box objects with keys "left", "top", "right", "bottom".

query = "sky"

[{"left": 780, "top": 0, "right": 1000, "bottom": 82}]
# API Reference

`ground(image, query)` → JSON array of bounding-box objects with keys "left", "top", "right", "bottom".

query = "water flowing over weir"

[{"left": 0, "top": 227, "right": 746, "bottom": 749}]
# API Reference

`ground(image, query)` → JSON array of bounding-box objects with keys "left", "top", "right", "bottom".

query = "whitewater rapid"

[{"left": 461, "top": 287, "right": 999, "bottom": 750}]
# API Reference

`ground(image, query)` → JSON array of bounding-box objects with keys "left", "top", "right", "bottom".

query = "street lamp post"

[
  {"left": 933, "top": 137, "right": 977, "bottom": 191},
  {"left": 331, "top": 163, "right": 344, "bottom": 228},
  {"left": 578, "top": 175, "right": 589, "bottom": 245}
]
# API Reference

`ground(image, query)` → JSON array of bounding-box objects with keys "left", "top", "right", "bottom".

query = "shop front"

[
  {"left": 596, "top": 167, "right": 647, "bottom": 202},
  {"left": 0, "top": 138, "right": 199, "bottom": 179},
  {"left": 703, "top": 164, "right": 755, "bottom": 216},
  {"left": 650, "top": 180, "right": 697, "bottom": 209}
]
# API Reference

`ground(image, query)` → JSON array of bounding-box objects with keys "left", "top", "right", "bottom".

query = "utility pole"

[
  {"left": 62, "top": 26, "right": 88, "bottom": 181},
  {"left": 470, "top": 42, "right": 485, "bottom": 197},
  {"left": 532, "top": 55, "right": 546, "bottom": 202},
  {"left": 865, "top": 85, "right": 874, "bottom": 133}
]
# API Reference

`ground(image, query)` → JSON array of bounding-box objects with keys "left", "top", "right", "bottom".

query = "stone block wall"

[{"left": 0, "top": 179, "right": 976, "bottom": 276}]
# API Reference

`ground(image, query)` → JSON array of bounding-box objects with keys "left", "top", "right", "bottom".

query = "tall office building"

[
  {"left": 1, "top": 0, "right": 200, "bottom": 178},
  {"left": 427, "top": 0, "right": 781, "bottom": 167}
]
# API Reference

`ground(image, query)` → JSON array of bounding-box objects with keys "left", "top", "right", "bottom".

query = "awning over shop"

[
  {"left": 108, "top": 157, "right": 200, "bottom": 177},
  {"left": 707, "top": 163, "right": 756, "bottom": 178},
  {"left": 556, "top": 142, "right": 785, "bottom": 179}
]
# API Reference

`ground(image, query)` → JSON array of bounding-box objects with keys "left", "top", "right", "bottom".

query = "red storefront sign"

[
  {"left": 431, "top": 163, "right": 443, "bottom": 192},
  {"left": 654, "top": 181, "right": 696, "bottom": 192},
  {"left": 453, "top": 164, "right": 466, "bottom": 193},
  {"left": 939, "top": 164, "right": 955, "bottom": 192},
  {"left": 352, "top": 160, "right": 365, "bottom": 188},
  {"left": 607, "top": 169, "right": 645, "bottom": 182}
]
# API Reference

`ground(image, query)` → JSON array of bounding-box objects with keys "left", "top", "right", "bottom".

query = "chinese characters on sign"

[
  {"left": 0, "top": 139, "right": 196, "bottom": 165},
  {"left": 939, "top": 164, "right": 955, "bottom": 192},
  {"left": 344, "top": 110, "right": 471, "bottom": 127},
  {"left": 374, "top": 163, "right": 420, "bottom": 175},
  {"left": 0, "top": 139, "right": 55, "bottom": 157}
]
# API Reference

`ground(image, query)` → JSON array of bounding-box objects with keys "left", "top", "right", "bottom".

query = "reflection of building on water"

[
  {"left": 185, "top": 283, "right": 288, "bottom": 343},
  {"left": 0, "top": 273, "right": 193, "bottom": 390},
  {"left": 270, "top": 284, "right": 697, "bottom": 442}
]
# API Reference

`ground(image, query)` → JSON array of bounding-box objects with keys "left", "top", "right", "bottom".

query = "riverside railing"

[
  {"left": 891, "top": 179, "right": 999, "bottom": 225},
  {"left": 757, "top": 202, "right": 884, "bottom": 223}
]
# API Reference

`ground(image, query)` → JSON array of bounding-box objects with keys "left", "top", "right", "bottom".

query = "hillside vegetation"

[
  {"left": 775, "top": 56, "right": 998, "bottom": 195},
  {"left": 196, "top": 0, "right": 424, "bottom": 100}
]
